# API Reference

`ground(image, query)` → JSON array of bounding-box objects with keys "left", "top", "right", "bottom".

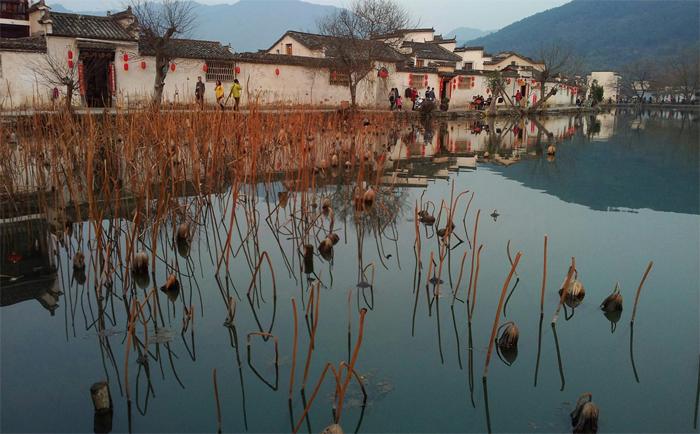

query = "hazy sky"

[{"left": 52, "top": 0, "right": 570, "bottom": 32}]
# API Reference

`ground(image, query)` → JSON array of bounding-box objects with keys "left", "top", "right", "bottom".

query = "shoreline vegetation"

[{"left": 1, "top": 102, "right": 697, "bottom": 119}]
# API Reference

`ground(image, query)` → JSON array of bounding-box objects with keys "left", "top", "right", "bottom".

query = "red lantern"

[
  {"left": 378, "top": 67, "right": 388, "bottom": 79},
  {"left": 275, "top": 68, "right": 280, "bottom": 76},
  {"left": 235, "top": 66, "right": 240, "bottom": 74},
  {"left": 68, "top": 59, "right": 74, "bottom": 69},
  {"left": 123, "top": 63, "right": 129, "bottom": 71},
  {"left": 203, "top": 63, "right": 208, "bottom": 72},
  {"left": 67, "top": 50, "right": 73, "bottom": 60},
  {"left": 170, "top": 63, "right": 176, "bottom": 72},
  {"left": 123, "top": 53, "right": 129, "bottom": 62},
  {"left": 140, "top": 61, "right": 146, "bottom": 69}
]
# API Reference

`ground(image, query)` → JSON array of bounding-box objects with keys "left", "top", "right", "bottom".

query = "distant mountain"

[
  {"left": 445, "top": 27, "right": 493, "bottom": 45},
  {"left": 465, "top": 0, "right": 700, "bottom": 71},
  {"left": 189, "top": 0, "right": 339, "bottom": 52},
  {"left": 51, "top": 0, "right": 341, "bottom": 52}
]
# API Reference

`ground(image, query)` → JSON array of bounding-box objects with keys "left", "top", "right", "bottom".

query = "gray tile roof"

[
  {"left": 48, "top": 12, "right": 135, "bottom": 41},
  {"left": 455, "top": 46, "right": 484, "bottom": 52},
  {"left": 233, "top": 52, "right": 332, "bottom": 68},
  {"left": 0, "top": 35, "right": 47, "bottom": 53},
  {"left": 139, "top": 38, "right": 235, "bottom": 61},
  {"left": 401, "top": 41, "right": 462, "bottom": 62},
  {"left": 277, "top": 31, "right": 407, "bottom": 63}
]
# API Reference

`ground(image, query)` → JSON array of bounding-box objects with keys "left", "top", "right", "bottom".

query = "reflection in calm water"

[{"left": 1, "top": 109, "right": 698, "bottom": 433}]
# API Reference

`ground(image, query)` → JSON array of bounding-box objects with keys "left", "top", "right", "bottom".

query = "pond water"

[{"left": 1, "top": 109, "right": 698, "bottom": 433}]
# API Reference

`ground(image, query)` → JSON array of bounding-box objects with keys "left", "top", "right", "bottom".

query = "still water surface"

[{"left": 1, "top": 109, "right": 698, "bottom": 433}]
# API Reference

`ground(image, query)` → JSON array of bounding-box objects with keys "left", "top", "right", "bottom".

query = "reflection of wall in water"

[{"left": 0, "top": 217, "right": 60, "bottom": 315}]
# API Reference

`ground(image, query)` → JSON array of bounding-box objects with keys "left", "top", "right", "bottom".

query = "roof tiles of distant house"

[
  {"left": 233, "top": 52, "right": 333, "bottom": 68},
  {"left": 271, "top": 31, "right": 407, "bottom": 62},
  {"left": 455, "top": 46, "right": 484, "bottom": 52},
  {"left": 47, "top": 12, "right": 136, "bottom": 41},
  {"left": 485, "top": 51, "right": 543, "bottom": 65},
  {"left": 401, "top": 41, "right": 462, "bottom": 62},
  {"left": 0, "top": 35, "right": 47, "bottom": 53},
  {"left": 139, "top": 38, "right": 235, "bottom": 60},
  {"left": 373, "top": 27, "right": 435, "bottom": 40}
]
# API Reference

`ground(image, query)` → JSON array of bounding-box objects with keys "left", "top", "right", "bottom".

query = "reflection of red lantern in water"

[
  {"left": 7, "top": 251, "right": 22, "bottom": 264},
  {"left": 275, "top": 68, "right": 280, "bottom": 76},
  {"left": 170, "top": 63, "right": 176, "bottom": 72},
  {"left": 68, "top": 59, "right": 74, "bottom": 69}
]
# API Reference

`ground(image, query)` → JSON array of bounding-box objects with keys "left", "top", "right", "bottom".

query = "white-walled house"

[
  {"left": 0, "top": 0, "right": 236, "bottom": 109},
  {"left": 0, "top": 2, "right": 599, "bottom": 111}
]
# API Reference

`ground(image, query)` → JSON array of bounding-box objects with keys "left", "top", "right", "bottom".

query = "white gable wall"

[{"left": 267, "top": 35, "right": 323, "bottom": 58}]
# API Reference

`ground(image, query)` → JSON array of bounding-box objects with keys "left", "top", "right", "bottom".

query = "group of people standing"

[
  {"left": 388, "top": 88, "right": 404, "bottom": 110},
  {"left": 389, "top": 86, "right": 438, "bottom": 111},
  {"left": 194, "top": 76, "right": 242, "bottom": 111}
]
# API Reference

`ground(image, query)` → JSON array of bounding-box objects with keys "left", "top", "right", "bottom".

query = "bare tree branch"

[{"left": 130, "top": 0, "right": 197, "bottom": 106}]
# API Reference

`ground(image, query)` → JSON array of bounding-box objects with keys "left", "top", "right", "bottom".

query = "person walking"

[
  {"left": 195, "top": 76, "right": 205, "bottom": 110},
  {"left": 389, "top": 88, "right": 396, "bottom": 110},
  {"left": 215, "top": 80, "right": 225, "bottom": 110},
  {"left": 411, "top": 87, "right": 418, "bottom": 109},
  {"left": 227, "top": 79, "right": 242, "bottom": 111}
]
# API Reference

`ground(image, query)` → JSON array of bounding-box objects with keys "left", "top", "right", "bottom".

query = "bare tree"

[
  {"left": 663, "top": 47, "right": 700, "bottom": 103},
  {"left": 486, "top": 71, "right": 517, "bottom": 116},
  {"left": 531, "top": 42, "right": 579, "bottom": 110},
  {"left": 130, "top": 0, "right": 196, "bottom": 106},
  {"left": 318, "top": 0, "right": 410, "bottom": 107},
  {"left": 620, "top": 58, "right": 657, "bottom": 103},
  {"left": 30, "top": 54, "right": 81, "bottom": 111}
]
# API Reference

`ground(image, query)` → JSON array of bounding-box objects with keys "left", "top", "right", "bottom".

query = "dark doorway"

[
  {"left": 440, "top": 78, "right": 451, "bottom": 100},
  {"left": 80, "top": 49, "right": 113, "bottom": 108}
]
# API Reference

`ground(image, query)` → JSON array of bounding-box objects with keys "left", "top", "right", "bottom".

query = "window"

[
  {"left": 458, "top": 76, "right": 474, "bottom": 89},
  {"left": 415, "top": 59, "right": 424, "bottom": 68},
  {"left": 205, "top": 61, "right": 235, "bottom": 83},
  {"left": 330, "top": 71, "right": 350, "bottom": 86},
  {"left": 285, "top": 43, "right": 293, "bottom": 55},
  {"left": 463, "top": 62, "right": 473, "bottom": 71},
  {"left": 409, "top": 74, "right": 426, "bottom": 89}
]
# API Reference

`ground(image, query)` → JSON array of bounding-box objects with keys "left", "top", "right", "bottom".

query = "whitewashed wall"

[
  {"left": 235, "top": 61, "right": 398, "bottom": 107},
  {"left": 0, "top": 51, "right": 52, "bottom": 108}
]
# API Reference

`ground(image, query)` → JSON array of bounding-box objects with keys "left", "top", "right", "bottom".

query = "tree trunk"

[
  {"left": 153, "top": 55, "right": 168, "bottom": 106},
  {"left": 349, "top": 81, "right": 357, "bottom": 108},
  {"left": 66, "top": 83, "right": 73, "bottom": 111},
  {"left": 532, "top": 85, "right": 557, "bottom": 111}
]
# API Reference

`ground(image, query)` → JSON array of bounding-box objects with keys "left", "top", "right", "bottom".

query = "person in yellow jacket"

[
  {"left": 214, "top": 80, "right": 224, "bottom": 110},
  {"left": 227, "top": 79, "right": 242, "bottom": 111}
]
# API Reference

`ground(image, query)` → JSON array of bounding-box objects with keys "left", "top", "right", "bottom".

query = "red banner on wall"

[
  {"left": 108, "top": 62, "right": 116, "bottom": 94},
  {"left": 78, "top": 62, "right": 86, "bottom": 96}
]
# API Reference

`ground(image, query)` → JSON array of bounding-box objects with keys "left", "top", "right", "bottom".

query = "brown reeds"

[
  {"left": 630, "top": 261, "right": 653, "bottom": 324},
  {"left": 483, "top": 252, "right": 522, "bottom": 379},
  {"left": 212, "top": 368, "right": 222, "bottom": 434},
  {"left": 540, "top": 235, "right": 548, "bottom": 315},
  {"left": 289, "top": 297, "right": 298, "bottom": 401}
]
